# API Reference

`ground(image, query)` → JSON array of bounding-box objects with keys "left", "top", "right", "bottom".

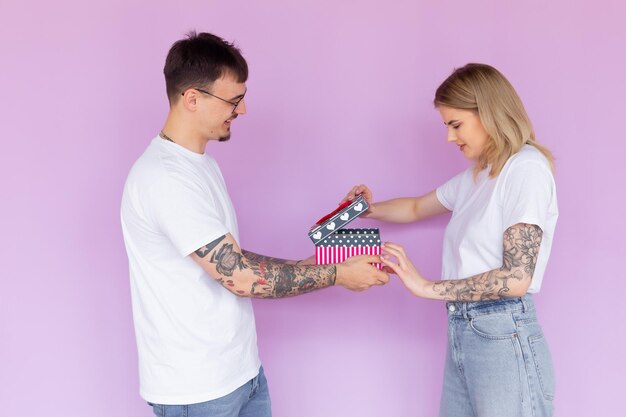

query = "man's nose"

[{"left": 235, "top": 98, "right": 246, "bottom": 115}]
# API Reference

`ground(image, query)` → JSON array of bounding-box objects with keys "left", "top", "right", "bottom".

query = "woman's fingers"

[
  {"left": 381, "top": 244, "right": 408, "bottom": 268},
  {"left": 380, "top": 255, "right": 400, "bottom": 274},
  {"left": 341, "top": 185, "right": 361, "bottom": 204},
  {"left": 383, "top": 242, "right": 420, "bottom": 276},
  {"left": 382, "top": 242, "right": 406, "bottom": 256},
  {"left": 342, "top": 184, "right": 372, "bottom": 203},
  {"left": 381, "top": 265, "right": 395, "bottom": 274}
]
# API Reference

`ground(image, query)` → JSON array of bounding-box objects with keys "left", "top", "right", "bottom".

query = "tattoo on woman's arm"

[{"left": 432, "top": 223, "right": 543, "bottom": 302}]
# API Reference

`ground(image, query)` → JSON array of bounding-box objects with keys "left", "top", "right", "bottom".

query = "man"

[{"left": 120, "top": 31, "right": 388, "bottom": 417}]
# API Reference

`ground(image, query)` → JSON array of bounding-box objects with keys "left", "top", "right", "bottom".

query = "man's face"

[{"left": 196, "top": 75, "right": 247, "bottom": 142}]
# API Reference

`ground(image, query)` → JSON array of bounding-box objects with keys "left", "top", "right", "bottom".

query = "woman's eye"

[{"left": 452, "top": 124, "right": 461, "bottom": 130}]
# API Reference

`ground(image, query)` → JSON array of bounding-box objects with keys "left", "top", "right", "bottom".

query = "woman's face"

[{"left": 438, "top": 106, "right": 490, "bottom": 161}]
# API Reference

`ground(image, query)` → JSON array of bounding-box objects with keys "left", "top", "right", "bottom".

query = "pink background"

[{"left": 1, "top": 0, "right": 624, "bottom": 415}]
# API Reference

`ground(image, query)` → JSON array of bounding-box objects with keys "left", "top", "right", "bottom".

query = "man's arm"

[
  {"left": 192, "top": 233, "right": 388, "bottom": 298},
  {"left": 240, "top": 250, "right": 313, "bottom": 266},
  {"left": 382, "top": 223, "right": 543, "bottom": 301}
]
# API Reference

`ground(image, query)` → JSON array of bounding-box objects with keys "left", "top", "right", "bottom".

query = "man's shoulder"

[
  {"left": 127, "top": 139, "right": 200, "bottom": 182},
  {"left": 125, "top": 140, "right": 166, "bottom": 184}
]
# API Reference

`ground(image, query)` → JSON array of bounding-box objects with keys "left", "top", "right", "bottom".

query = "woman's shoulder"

[
  {"left": 505, "top": 145, "right": 552, "bottom": 172},
  {"left": 497, "top": 145, "right": 555, "bottom": 193}
]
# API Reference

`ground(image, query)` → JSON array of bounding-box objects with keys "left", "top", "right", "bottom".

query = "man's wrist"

[{"left": 334, "top": 263, "right": 345, "bottom": 287}]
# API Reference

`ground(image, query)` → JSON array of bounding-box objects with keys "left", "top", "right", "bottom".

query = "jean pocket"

[
  {"left": 529, "top": 333, "right": 555, "bottom": 401},
  {"left": 469, "top": 313, "right": 517, "bottom": 339}
]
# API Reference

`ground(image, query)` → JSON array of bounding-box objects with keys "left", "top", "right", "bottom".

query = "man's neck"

[{"left": 161, "top": 114, "right": 208, "bottom": 154}]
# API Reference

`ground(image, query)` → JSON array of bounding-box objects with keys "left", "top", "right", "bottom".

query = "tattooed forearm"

[
  {"left": 432, "top": 223, "right": 543, "bottom": 302},
  {"left": 208, "top": 246, "right": 336, "bottom": 298},
  {"left": 241, "top": 250, "right": 297, "bottom": 265},
  {"left": 195, "top": 235, "right": 226, "bottom": 258},
  {"left": 246, "top": 260, "right": 336, "bottom": 298},
  {"left": 432, "top": 269, "right": 525, "bottom": 302}
]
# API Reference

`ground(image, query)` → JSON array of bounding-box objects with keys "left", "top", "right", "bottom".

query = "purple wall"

[{"left": 2, "top": 1, "right": 624, "bottom": 415}]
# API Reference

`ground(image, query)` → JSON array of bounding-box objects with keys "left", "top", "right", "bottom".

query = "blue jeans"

[
  {"left": 439, "top": 295, "right": 555, "bottom": 417},
  {"left": 148, "top": 367, "right": 271, "bottom": 417}
]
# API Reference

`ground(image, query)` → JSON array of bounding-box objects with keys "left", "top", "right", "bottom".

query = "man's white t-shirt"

[
  {"left": 436, "top": 145, "right": 558, "bottom": 293},
  {"left": 121, "top": 137, "right": 260, "bottom": 405}
]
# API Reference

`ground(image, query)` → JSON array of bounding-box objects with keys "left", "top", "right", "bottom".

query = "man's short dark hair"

[{"left": 164, "top": 31, "right": 248, "bottom": 104}]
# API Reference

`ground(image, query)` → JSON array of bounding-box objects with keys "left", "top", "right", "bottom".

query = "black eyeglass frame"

[{"left": 181, "top": 88, "right": 247, "bottom": 113}]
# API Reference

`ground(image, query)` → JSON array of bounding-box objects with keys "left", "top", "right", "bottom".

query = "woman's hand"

[
  {"left": 380, "top": 242, "right": 429, "bottom": 297},
  {"left": 341, "top": 184, "right": 374, "bottom": 216}
]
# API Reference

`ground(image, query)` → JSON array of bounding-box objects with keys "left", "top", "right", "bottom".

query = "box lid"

[
  {"left": 316, "top": 228, "right": 380, "bottom": 247},
  {"left": 308, "top": 195, "right": 369, "bottom": 245}
]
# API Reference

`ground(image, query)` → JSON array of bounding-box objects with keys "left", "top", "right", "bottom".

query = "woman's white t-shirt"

[{"left": 436, "top": 145, "right": 558, "bottom": 293}]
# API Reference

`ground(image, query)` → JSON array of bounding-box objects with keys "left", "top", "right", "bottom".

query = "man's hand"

[
  {"left": 335, "top": 254, "right": 389, "bottom": 291},
  {"left": 296, "top": 254, "right": 317, "bottom": 266}
]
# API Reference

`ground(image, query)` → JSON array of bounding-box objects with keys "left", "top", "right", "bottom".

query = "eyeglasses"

[{"left": 183, "top": 88, "right": 246, "bottom": 114}]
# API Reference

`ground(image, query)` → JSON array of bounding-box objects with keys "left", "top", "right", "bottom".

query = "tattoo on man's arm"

[
  {"left": 246, "top": 261, "right": 336, "bottom": 298},
  {"left": 195, "top": 235, "right": 226, "bottom": 258},
  {"left": 210, "top": 243, "right": 246, "bottom": 276},
  {"left": 432, "top": 223, "right": 543, "bottom": 302},
  {"left": 241, "top": 250, "right": 291, "bottom": 264},
  {"left": 208, "top": 244, "right": 335, "bottom": 298}
]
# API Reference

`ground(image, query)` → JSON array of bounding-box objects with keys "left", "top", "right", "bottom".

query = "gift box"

[{"left": 308, "top": 195, "right": 382, "bottom": 269}]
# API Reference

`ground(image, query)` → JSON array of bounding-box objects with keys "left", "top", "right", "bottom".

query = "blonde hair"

[{"left": 434, "top": 63, "right": 554, "bottom": 177}]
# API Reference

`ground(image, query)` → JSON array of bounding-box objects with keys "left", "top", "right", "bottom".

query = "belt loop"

[
  {"left": 462, "top": 302, "right": 468, "bottom": 319},
  {"left": 520, "top": 296, "right": 528, "bottom": 313},
  {"left": 250, "top": 373, "right": 259, "bottom": 397}
]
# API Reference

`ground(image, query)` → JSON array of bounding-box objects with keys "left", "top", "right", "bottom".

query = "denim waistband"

[{"left": 445, "top": 294, "right": 534, "bottom": 319}]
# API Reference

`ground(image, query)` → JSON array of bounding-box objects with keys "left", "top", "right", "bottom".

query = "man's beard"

[{"left": 219, "top": 117, "right": 235, "bottom": 142}]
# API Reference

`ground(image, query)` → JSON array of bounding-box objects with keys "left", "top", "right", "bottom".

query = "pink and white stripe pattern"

[{"left": 315, "top": 228, "right": 382, "bottom": 270}]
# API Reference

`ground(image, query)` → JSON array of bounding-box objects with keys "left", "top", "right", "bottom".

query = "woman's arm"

[
  {"left": 342, "top": 185, "right": 449, "bottom": 224},
  {"left": 381, "top": 223, "right": 543, "bottom": 301}
]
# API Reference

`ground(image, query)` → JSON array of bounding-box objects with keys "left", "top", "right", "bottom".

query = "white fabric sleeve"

[
  {"left": 150, "top": 175, "right": 230, "bottom": 257},
  {"left": 500, "top": 161, "right": 555, "bottom": 232},
  {"left": 436, "top": 170, "right": 467, "bottom": 211}
]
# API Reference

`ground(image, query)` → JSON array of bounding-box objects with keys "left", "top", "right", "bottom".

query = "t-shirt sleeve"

[
  {"left": 436, "top": 170, "right": 467, "bottom": 211},
  {"left": 150, "top": 174, "right": 230, "bottom": 257},
  {"left": 500, "top": 161, "right": 555, "bottom": 232}
]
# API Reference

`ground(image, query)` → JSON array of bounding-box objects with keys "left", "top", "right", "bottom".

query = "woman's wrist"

[{"left": 363, "top": 203, "right": 377, "bottom": 219}]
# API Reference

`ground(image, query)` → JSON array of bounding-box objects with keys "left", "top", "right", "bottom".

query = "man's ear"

[{"left": 180, "top": 89, "right": 199, "bottom": 111}]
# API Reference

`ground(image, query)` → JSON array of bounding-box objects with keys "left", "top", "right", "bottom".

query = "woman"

[{"left": 345, "top": 63, "right": 557, "bottom": 416}]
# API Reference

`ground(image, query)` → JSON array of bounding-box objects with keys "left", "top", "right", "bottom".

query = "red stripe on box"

[{"left": 316, "top": 244, "right": 382, "bottom": 269}]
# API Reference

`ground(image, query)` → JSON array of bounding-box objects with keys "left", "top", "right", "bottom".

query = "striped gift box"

[{"left": 315, "top": 228, "right": 382, "bottom": 269}]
